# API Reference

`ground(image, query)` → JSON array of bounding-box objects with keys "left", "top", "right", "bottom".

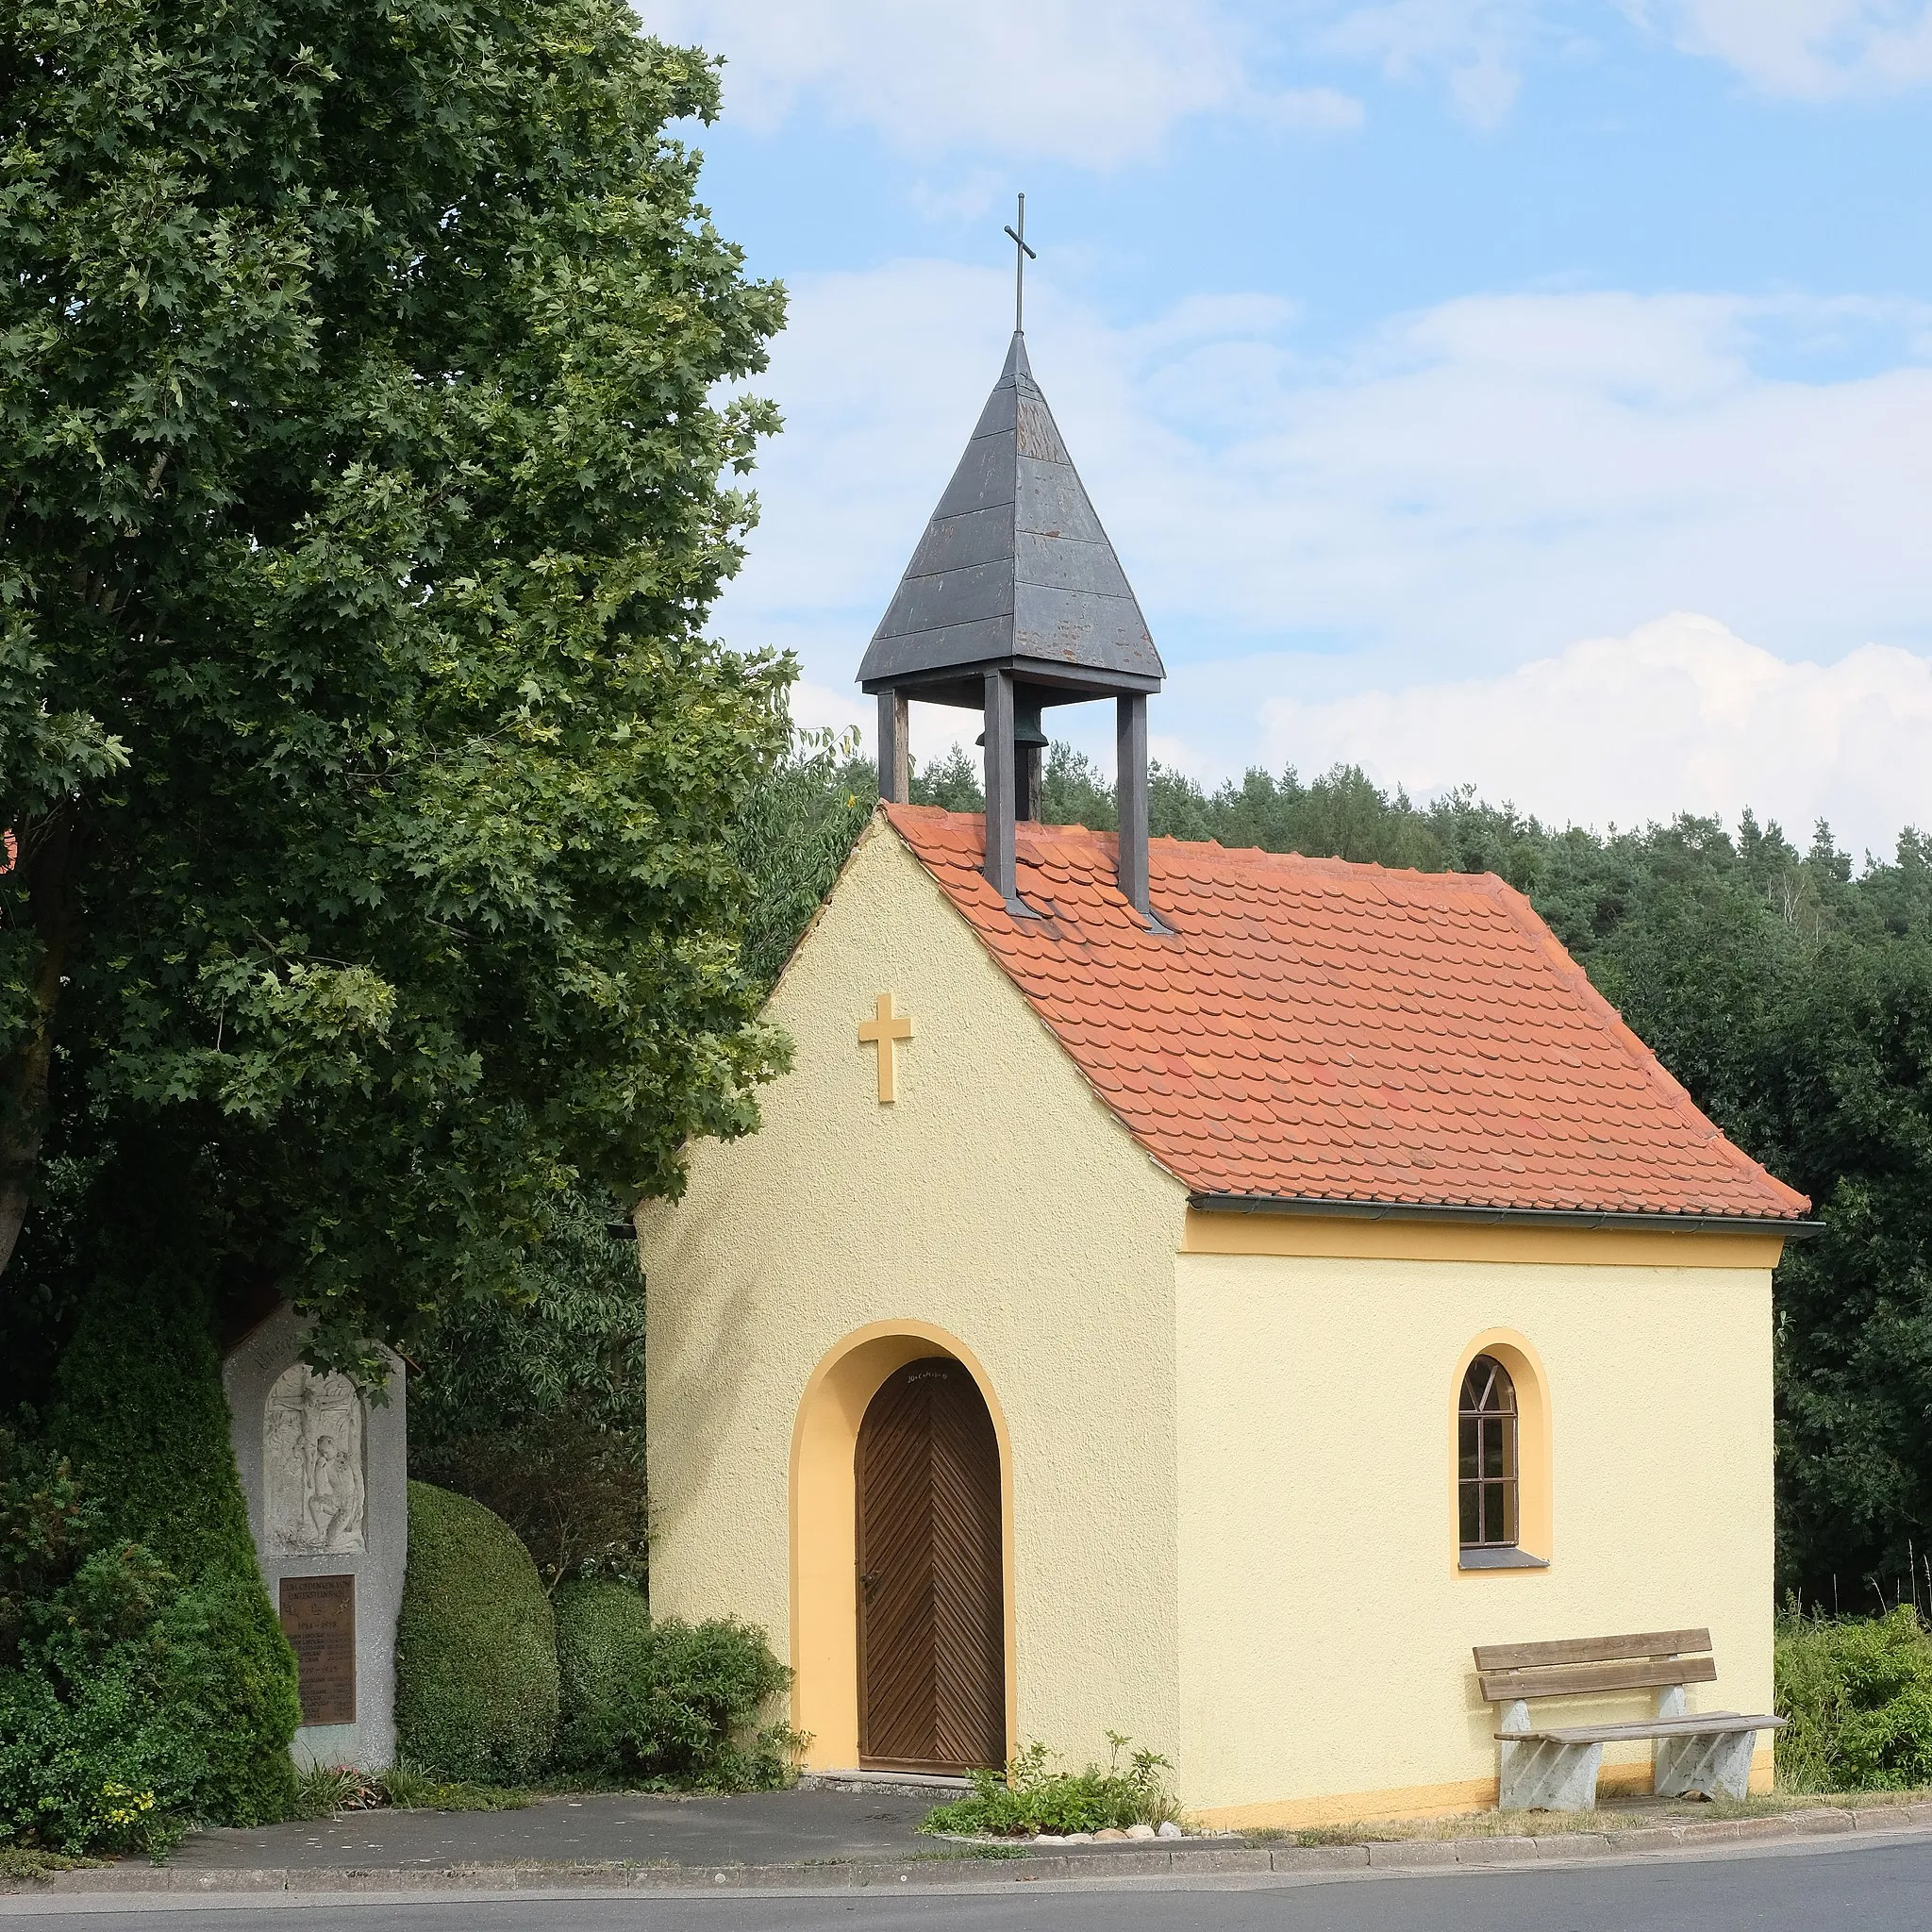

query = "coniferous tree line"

[{"left": 736, "top": 732, "right": 1932, "bottom": 1607}]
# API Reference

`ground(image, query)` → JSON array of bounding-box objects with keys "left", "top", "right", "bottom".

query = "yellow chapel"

[{"left": 637, "top": 324, "right": 1810, "bottom": 1827}]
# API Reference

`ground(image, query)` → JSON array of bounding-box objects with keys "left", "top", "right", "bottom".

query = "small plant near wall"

[
  {"left": 288, "top": 1762, "right": 530, "bottom": 1819},
  {"left": 922, "top": 1735, "right": 1183, "bottom": 1839}
]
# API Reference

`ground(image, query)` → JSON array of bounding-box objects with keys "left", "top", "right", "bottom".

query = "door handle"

[{"left": 859, "top": 1570, "right": 879, "bottom": 1589}]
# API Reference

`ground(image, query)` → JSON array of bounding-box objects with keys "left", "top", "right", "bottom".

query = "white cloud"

[
  {"left": 642, "top": 0, "right": 1362, "bottom": 164},
  {"left": 1259, "top": 84, "right": 1372, "bottom": 130},
  {"left": 1260, "top": 613, "right": 1932, "bottom": 854},
  {"left": 1318, "top": 0, "right": 1542, "bottom": 125},
  {"left": 1640, "top": 0, "right": 1932, "bottom": 97},
  {"left": 714, "top": 262, "right": 1932, "bottom": 841}
]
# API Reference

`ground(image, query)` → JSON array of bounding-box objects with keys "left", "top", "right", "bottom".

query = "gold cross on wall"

[{"left": 858, "top": 992, "right": 915, "bottom": 1105}]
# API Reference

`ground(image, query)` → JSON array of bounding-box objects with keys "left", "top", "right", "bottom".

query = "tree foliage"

[
  {"left": 0, "top": 0, "right": 790, "bottom": 1367},
  {"left": 410, "top": 1188, "right": 650, "bottom": 1591},
  {"left": 748, "top": 740, "right": 1932, "bottom": 1598}
]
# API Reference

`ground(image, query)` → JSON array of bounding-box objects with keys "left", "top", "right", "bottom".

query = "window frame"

[
  {"left": 1450, "top": 1333, "right": 1552, "bottom": 1573},
  {"left": 1459, "top": 1353, "right": 1520, "bottom": 1550}
]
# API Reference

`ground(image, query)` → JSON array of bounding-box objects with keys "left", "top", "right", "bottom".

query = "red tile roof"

[{"left": 884, "top": 805, "right": 1808, "bottom": 1224}]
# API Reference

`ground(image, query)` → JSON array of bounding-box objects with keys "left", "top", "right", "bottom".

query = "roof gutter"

[{"left": 1187, "top": 1191, "right": 1823, "bottom": 1239}]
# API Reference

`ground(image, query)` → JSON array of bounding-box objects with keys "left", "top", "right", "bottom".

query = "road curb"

[{"left": 11, "top": 1804, "right": 1932, "bottom": 1898}]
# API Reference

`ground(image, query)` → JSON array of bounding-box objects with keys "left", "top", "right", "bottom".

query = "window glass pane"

[
  {"left": 1457, "top": 1356, "right": 1524, "bottom": 1550},
  {"left": 1491, "top": 1361, "right": 1516, "bottom": 1414}
]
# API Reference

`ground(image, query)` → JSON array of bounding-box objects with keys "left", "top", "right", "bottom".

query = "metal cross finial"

[{"left": 1004, "top": 192, "right": 1037, "bottom": 334}]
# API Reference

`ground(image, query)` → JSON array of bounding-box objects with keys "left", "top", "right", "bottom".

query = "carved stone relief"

[{"left": 264, "top": 1364, "right": 367, "bottom": 1556}]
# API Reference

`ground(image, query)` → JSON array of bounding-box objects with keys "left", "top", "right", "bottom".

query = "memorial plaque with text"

[{"left": 280, "top": 1574, "right": 357, "bottom": 1725}]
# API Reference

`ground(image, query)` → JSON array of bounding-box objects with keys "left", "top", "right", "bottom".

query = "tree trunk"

[{"left": 0, "top": 810, "right": 77, "bottom": 1276}]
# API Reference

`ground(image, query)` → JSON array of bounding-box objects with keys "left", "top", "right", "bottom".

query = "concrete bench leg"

[
  {"left": 1654, "top": 1728, "right": 1757, "bottom": 1802},
  {"left": 1498, "top": 1700, "right": 1604, "bottom": 1813}
]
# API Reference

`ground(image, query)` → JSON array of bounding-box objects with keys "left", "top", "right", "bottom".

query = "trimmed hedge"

[
  {"left": 395, "top": 1482, "right": 558, "bottom": 1782},
  {"left": 1776, "top": 1604, "right": 1932, "bottom": 1790},
  {"left": 44, "top": 1271, "right": 300, "bottom": 1828},
  {"left": 552, "top": 1581, "right": 791, "bottom": 1788}
]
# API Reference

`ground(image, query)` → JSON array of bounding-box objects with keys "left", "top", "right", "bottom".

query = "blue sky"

[{"left": 646, "top": 1, "right": 1932, "bottom": 853}]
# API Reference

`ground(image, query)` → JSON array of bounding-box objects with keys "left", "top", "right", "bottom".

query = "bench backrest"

[{"left": 1474, "top": 1629, "right": 1716, "bottom": 1705}]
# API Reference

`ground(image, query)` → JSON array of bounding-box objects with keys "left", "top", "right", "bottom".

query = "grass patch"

[
  {"left": 1243, "top": 1786, "right": 1932, "bottom": 1847},
  {"left": 289, "top": 1762, "right": 530, "bottom": 1819},
  {"left": 911, "top": 1844, "right": 1031, "bottom": 1862},
  {"left": 0, "top": 1849, "right": 108, "bottom": 1883},
  {"left": 923, "top": 1737, "right": 1182, "bottom": 1840}
]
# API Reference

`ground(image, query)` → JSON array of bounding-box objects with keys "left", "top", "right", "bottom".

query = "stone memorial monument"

[{"left": 224, "top": 1305, "right": 407, "bottom": 1769}]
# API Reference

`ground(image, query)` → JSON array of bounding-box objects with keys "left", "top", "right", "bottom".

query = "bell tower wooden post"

[
  {"left": 1117, "top": 692, "right": 1150, "bottom": 918},
  {"left": 983, "top": 670, "right": 1017, "bottom": 906},
  {"left": 877, "top": 691, "right": 909, "bottom": 805}
]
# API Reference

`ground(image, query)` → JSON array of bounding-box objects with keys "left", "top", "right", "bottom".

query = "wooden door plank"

[
  {"left": 858, "top": 1357, "right": 1006, "bottom": 1775},
  {"left": 930, "top": 1371, "right": 1005, "bottom": 1772}
]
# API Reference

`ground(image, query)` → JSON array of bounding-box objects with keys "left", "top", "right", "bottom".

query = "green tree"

[
  {"left": 0, "top": 0, "right": 790, "bottom": 1369},
  {"left": 410, "top": 1188, "right": 653, "bottom": 1591}
]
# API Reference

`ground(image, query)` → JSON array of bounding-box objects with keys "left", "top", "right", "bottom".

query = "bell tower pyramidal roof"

[{"left": 857, "top": 330, "right": 1164, "bottom": 705}]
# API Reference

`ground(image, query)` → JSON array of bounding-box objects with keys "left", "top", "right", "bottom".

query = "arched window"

[{"left": 1458, "top": 1354, "right": 1518, "bottom": 1549}]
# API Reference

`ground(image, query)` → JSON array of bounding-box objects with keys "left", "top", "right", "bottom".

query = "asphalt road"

[
  {"left": 164, "top": 1789, "right": 937, "bottom": 1873},
  {"left": 7, "top": 1836, "right": 1932, "bottom": 1930}
]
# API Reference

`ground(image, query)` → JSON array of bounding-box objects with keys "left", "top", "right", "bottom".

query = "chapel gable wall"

[{"left": 641, "top": 821, "right": 1191, "bottom": 1774}]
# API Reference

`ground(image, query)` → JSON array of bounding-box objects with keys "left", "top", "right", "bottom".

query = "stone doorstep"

[
  {"left": 18, "top": 1807, "right": 1932, "bottom": 1899},
  {"left": 797, "top": 1768, "right": 973, "bottom": 1795}
]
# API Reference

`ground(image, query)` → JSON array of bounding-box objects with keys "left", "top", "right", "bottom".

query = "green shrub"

[
  {"left": 1776, "top": 1604, "right": 1932, "bottom": 1790},
  {"left": 552, "top": 1581, "right": 793, "bottom": 1789},
  {"left": 45, "top": 1269, "right": 300, "bottom": 1827},
  {"left": 923, "top": 1738, "right": 1181, "bottom": 1839},
  {"left": 0, "top": 1436, "right": 208, "bottom": 1855},
  {"left": 394, "top": 1483, "right": 558, "bottom": 1783}
]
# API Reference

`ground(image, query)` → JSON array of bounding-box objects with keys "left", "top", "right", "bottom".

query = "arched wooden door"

[{"left": 856, "top": 1357, "right": 1006, "bottom": 1773}]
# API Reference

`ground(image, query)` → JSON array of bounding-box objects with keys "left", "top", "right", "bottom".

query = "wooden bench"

[{"left": 1474, "top": 1629, "right": 1785, "bottom": 1811}]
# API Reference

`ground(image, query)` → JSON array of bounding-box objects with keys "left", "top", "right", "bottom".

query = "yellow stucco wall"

[
  {"left": 1174, "top": 1245, "right": 1776, "bottom": 1825},
  {"left": 641, "top": 818, "right": 1191, "bottom": 1773},
  {"left": 643, "top": 811, "right": 1782, "bottom": 1820}
]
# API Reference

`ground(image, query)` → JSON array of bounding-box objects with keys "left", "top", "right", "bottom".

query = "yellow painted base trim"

[
  {"left": 1191, "top": 1747, "right": 1776, "bottom": 1831},
  {"left": 1196, "top": 1777, "right": 1501, "bottom": 1832},
  {"left": 1183, "top": 1208, "right": 1786, "bottom": 1271}
]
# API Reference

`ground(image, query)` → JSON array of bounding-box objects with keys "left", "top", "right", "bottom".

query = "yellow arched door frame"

[{"left": 788, "top": 1320, "right": 1018, "bottom": 1770}]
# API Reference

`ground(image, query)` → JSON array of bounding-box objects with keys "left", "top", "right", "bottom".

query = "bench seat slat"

[
  {"left": 1478, "top": 1656, "right": 1718, "bottom": 1702},
  {"left": 1498, "top": 1712, "right": 1785, "bottom": 1746},
  {"left": 1473, "top": 1629, "right": 1712, "bottom": 1673}
]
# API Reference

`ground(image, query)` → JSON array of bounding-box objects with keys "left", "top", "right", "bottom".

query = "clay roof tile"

[{"left": 881, "top": 806, "right": 1808, "bottom": 1222}]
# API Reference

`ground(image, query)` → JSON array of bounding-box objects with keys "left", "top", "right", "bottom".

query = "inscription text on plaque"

[{"left": 280, "top": 1574, "right": 357, "bottom": 1725}]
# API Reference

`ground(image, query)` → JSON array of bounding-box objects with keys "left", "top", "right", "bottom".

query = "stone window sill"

[{"left": 1458, "top": 1545, "right": 1549, "bottom": 1571}]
